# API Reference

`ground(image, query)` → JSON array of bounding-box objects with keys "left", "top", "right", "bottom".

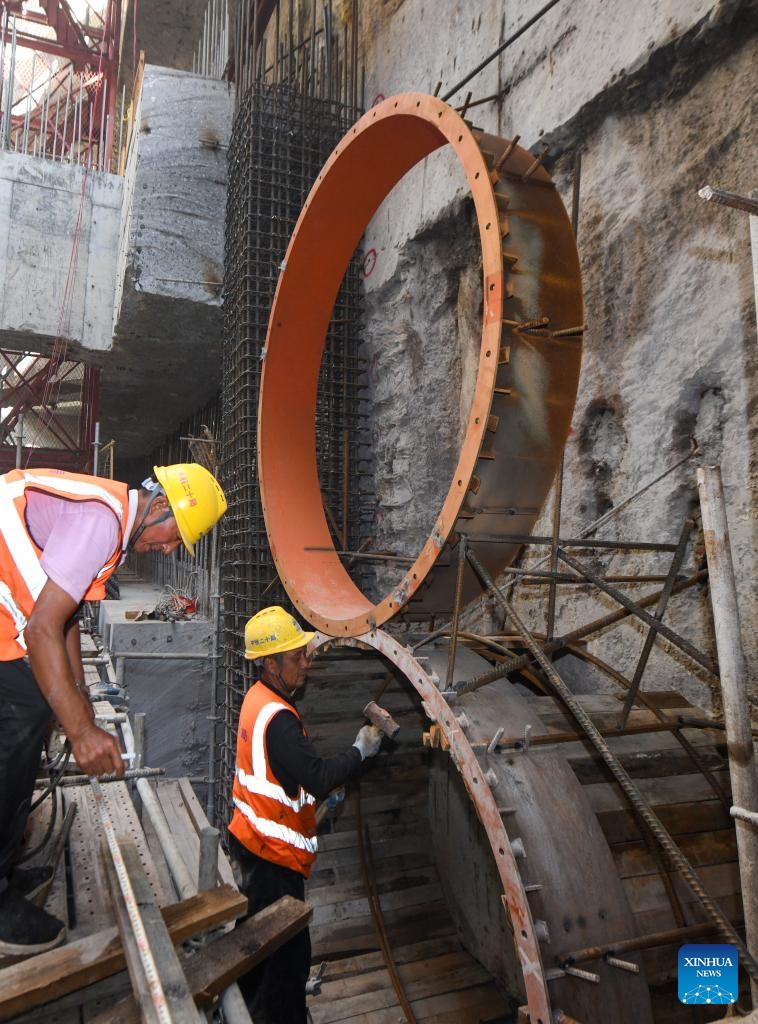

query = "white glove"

[{"left": 353, "top": 724, "right": 382, "bottom": 760}]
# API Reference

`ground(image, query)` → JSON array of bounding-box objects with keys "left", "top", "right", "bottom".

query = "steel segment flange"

[
  {"left": 309, "top": 628, "right": 553, "bottom": 1023},
  {"left": 259, "top": 92, "right": 582, "bottom": 635}
]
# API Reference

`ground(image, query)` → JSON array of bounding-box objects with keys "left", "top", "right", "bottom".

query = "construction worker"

[
  {"left": 229, "top": 605, "right": 382, "bottom": 1023},
  {"left": 0, "top": 463, "right": 227, "bottom": 957}
]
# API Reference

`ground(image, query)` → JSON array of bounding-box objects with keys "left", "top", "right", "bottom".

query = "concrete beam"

[{"left": 0, "top": 153, "right": 122, "bottom": 352}]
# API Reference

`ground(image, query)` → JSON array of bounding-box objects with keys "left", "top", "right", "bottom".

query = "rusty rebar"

[
  {"left": 557, "top": 548, "right": 717, "bottom": 678},
  {"left": 455, "top": 569, "right": 708, "bottom": 693},
  {"left": 465, "top": 546, "right": 758, "bottom": 983},
  {"left": 616, "top": 518, "right": 693, "bottom": 729}
]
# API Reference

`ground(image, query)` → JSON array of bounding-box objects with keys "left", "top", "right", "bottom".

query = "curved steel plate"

[
  {"left": 310, "top": 628, "right": 554, "bottom": 1024},
  {"left": 259, "top": 93, "right": 583, "bottom": 634}
]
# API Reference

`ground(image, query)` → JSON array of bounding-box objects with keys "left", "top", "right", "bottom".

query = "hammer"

[{"left": 363, "top": 700, "right": 400, "bottom": 740}]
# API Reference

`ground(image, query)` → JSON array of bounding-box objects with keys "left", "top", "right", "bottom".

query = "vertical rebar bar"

[
  {"left": 0, "top": 6, "right": 7, "bottom": 144},
  {"left": 23, "top": 53, "right": 36, "bottom": 154},
  {"left": 61, "top": 65, "right": 72, "bottom": 162},
  {"left": 99, "top": 77, "right": 107, "bottom": 170},
  {"left": 51, "top": 76, "right": 61, "bottom": 161},
  {"left": 3, "top": 16, "right": 17, "bottom": 150}
]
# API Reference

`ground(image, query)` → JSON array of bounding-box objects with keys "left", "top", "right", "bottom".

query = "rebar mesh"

[
  {"left": 129, "top": 397, "right": 222, "bottom": 620},
  {"left": 215, "top": 80, "right": 369, "bottom": 830}
]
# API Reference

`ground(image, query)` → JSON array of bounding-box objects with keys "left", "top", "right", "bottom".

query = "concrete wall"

[
  {"left": 355, "top": 0, "right": 757, "bottom": 708},
  {"left": 0, "top": 67, "right": 232, "bottom": 466},
  {"left": 100, "top": 600, "right": 214, "bottom": 803},
  {"left": 0, "top": 153, "right": 122, "bottom": 353},
  {"left": 104, "top": 66, "right": 234, "bottom": 459}
]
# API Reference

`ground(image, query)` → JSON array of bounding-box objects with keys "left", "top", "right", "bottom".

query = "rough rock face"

[
  {"left": 535, "top": 32, "right": 758, "bottom": 711},
  {"left": 361, "top": 200, "right": 481, "bottom": 599},
  {"left": 357, "top": 6, "right": 757, "bottom": 710}
]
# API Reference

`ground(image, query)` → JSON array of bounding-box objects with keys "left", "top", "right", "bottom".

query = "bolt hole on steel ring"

[{"left": 259, "top": 93, "right": 583, "bottom": 636}]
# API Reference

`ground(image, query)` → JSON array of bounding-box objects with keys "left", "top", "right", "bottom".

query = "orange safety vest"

[
  {"left": 229, "top": 681, "right": 318, "bottom": 877},
  {"left": 0, "top": 468, "right": 130, "bottom": 661}
]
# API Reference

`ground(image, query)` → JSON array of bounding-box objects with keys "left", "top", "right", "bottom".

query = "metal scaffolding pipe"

[
  {"left": 698, "top": 464, "right": 758, "bottom": 1006},
  {"left": 120, "top": 714, "right": 252, "bottom": 1022},
  {"left": 120, "top": 717, "right": 197, "bottom": 900}
]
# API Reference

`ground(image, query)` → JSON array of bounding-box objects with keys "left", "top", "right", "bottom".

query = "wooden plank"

[
  {"left": 614, "top": 829, "right": 738, "bottom": 879},
  {"left": 568, "top": 746, "right": 726, "bottom": 785},
  {"left": 309, "top": 849, "right": 436, "bottom": 896},
  {"left": 309, "top": 954, "right": 493, "bottom": 1022},
  {"left": 89, "top": 895, "right": 312, "bottom": 1023},
  {"left": 312, "top": 881, "right": 442, "bottom": 929},
  {"left": 175, "top": 779, "right": 236, "bottom": 887},
  {"left": 0, "top": 885, "right": 246, "bottom": 1021},
  {"left": 583, "top": 770, "right": 731, "bottom": 815},
  {"left": 316, "top": 820, "right": 421, "bottom": 855},
  {"left": 310, "top": 935, "right": 464, "bottom": 983},
  {"left": 308, "top": 859, "right": 440, "bottom": 909},
  {"left": 598, "top": 798, "right": 734, "bottom": 845},
  {"left": 311, "top": 974, "right": 508, "bottom": 1024},
  {"left": 621, "top": 861, "right": 741, "bottom": 915},
  {"left": 310, "top": 900, "right": 454, "bottom": 958},
  {"left": 102, "top": 840, "right": 201, "bottom": 1023},
  {"left": 154, "top": 780, "right": 236, "bottom": 891},
  {"left": 632, "top": 891, "right": 744, "bottom": 941},
  {"left": 11, "top": 972, "right": 133, "bottom": 1023}
]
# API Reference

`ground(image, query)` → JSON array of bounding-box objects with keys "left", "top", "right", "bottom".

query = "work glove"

[{"left": 353, "top": 724, "right": 382, "bottom": 760}]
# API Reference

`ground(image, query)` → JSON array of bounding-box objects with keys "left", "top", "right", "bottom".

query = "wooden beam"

[
  {"left": 88, "top": 895, "right": 312, "bottom": 1023},
  {"left": 0, "top": 885, "right": 246, "bottom": 1020},
  {"left": 102, "top": 840, "right": 202, "bottom": 1024}
]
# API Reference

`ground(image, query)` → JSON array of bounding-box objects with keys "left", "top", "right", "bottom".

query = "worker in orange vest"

[
  {"left": 0, "top": 464, "right": 227, "bottom": 958},
  {"left": 229, "top": 605, "right": 382, "bottom": 1023}
]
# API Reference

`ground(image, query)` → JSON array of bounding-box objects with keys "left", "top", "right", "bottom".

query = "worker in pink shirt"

[{"left": 0, "top": 464, "right": 227, "bottom": 958}]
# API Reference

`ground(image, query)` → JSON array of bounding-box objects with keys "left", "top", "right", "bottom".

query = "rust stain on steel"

[
  {"left": 310, "top": 628, "right": 553, "bottom": 1024},
  {"left": 258, "top": 92, "right": 582, "bottom": 634}
]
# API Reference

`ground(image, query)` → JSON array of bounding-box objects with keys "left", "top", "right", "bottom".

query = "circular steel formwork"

[
  {"left": 258, "top": 93, "right": 583, "bottom": 634},
  {"left": 311, "top": 628, "right": 557, "bottom": 1024}
]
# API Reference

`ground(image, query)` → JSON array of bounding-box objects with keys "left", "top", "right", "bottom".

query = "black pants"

[
  {"left": 0, "top": 658, "right": 52, "bottom": 885},
  {"left": 229, "top": 834, "right": 310, "bottom": 1024}
]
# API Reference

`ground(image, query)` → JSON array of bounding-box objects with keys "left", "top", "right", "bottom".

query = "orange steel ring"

[
  {"left": 310, "top": 627, "right": 554, "bottom": 1023},
  {"left": 259, "top": 93, "right": 583, "bottom": 634}
]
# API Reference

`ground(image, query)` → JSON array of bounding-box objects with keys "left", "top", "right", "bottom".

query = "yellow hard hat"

[
  {"left": 153, "top": 463, "right": 227, "bottom": 557},
  {"left": 244, "top": 606, "right": 315, "bottom": 660}
]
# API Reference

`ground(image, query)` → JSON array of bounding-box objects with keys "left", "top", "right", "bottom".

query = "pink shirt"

[{"left": 25, "top": 490, "right": 123, "bottom": 604}]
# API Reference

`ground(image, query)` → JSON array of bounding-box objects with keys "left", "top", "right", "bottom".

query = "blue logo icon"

[{"left": 678, "top": 944, "right": 737, "bottom": 1004}]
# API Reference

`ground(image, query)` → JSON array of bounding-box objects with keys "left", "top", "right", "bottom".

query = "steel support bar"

[
  {"left": 698, "top": 185, "right": 758, "bottom": 216},
  {"left": 479, "top": 715, "right": 732, "bottom": 753},
  {"left": 113, "top": 652, "right": 215, "bottom": 661},
  {"left": 698, "top": 465, "right": 758, "bottom": 1006},
  {"left": 616, "top": 518, "right": 692, "bottom": 729},
  {"left": 460, "top": 532, "right": 679, "bottom": 552},
  {"left": 557, "top": 549, "right": 717, "bottom": 678},
  {"left": 440, "top": 0, "right": 563, "bottom": 101},
  {"left": 58, "top": 767, "right": 164, "bottom": 786},
  {"left": 456, "top": 570, "right": 708, "bottom": 693},
  {"left": 445, "top": 536, "right": 467, "bottom": 689},
  {"left": 120, "top": 717, "right": 197, "bottom": 900},
  {"left": 563, "top": 922, "right": 718, "bottom": 966},
  {"left": 464, "top": 546, "right": 758, "bottom": 984}
]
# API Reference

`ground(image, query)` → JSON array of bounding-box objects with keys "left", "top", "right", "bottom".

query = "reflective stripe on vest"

[
  {"left": 0, "top": 470, "right": 129, "bottom": 659},
  {"left": 0, "top": 476, "right": 48, "bottom": 603},
  {"left": 232, "top": 796, "right": 318, "bottom": 854}
]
